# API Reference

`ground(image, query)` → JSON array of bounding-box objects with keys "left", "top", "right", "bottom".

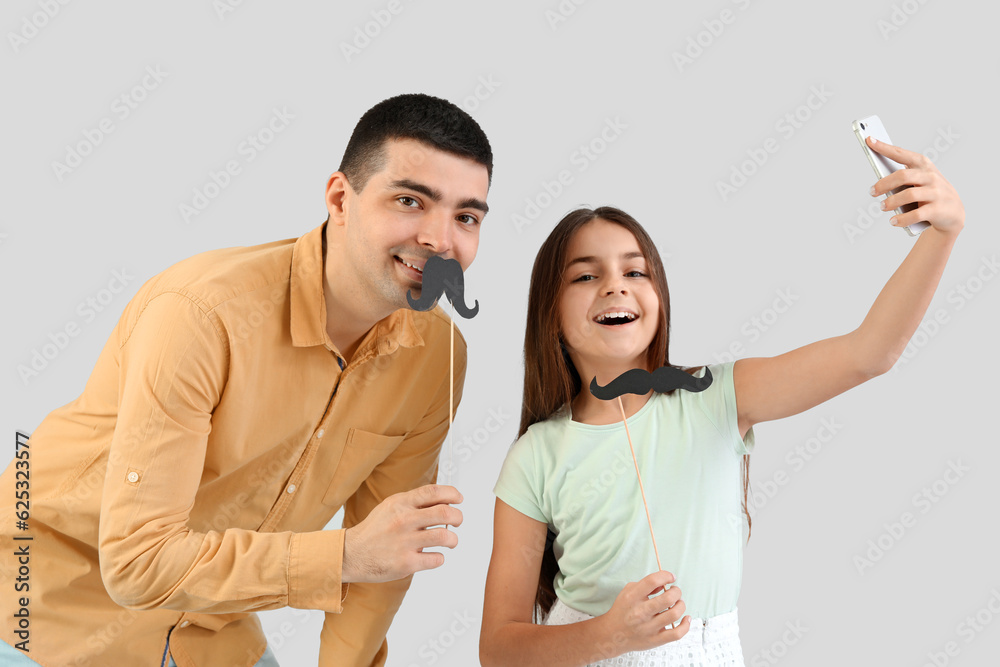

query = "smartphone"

[{"left": 851, "top": 115, "right": 930, "bottom": 237}]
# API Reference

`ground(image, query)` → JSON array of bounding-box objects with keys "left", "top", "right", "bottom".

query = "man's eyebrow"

[
  {"left": 457, "top": 197, "right": 489, "bottom": 215},
  {"left": 388, "top": 179, "right": 489, "bottom": 215},
  {"left": 389, "top": 179, "right": 442, "bottom": 202},
  {"left": 565, "top": 251, "right": 645, "bottom": 268}
]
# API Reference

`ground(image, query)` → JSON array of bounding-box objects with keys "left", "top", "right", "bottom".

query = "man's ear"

[{"left": 325, "top": 172, "right": 353, "bottom": 227}]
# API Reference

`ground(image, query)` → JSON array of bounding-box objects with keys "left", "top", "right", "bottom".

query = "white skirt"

[{"left": 543, "top": 598, "right": 746, "bottom": 666}]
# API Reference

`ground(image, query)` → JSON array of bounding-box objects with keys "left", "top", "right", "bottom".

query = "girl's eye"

[
  {"left": 572, "top": 274, "right": 595, "bottom": 282},
  {"left": 626, "top": 270, "right": 647, "bottom": 278},
  {"left": 398, "top": 196, "right": 419, "bottom": 207}
]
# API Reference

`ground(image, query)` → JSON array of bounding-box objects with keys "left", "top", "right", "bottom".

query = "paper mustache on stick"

[
  {"left": 406, "top": 255, "right": 479, "bottom": 319},
  {"left": 590, "top": 365, "right": 713, "bottom": 399},
  {"left": 588, "top": 365, "right": 713, "bottom": 630},
  {"left": 405, "top": 255, "right": 479, "bottom": 496}
]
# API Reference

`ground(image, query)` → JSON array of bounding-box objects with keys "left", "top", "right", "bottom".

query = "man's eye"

[
  {"left": 398, "top": 196, "right": 419, "bottom": 207},
  {"left": 458, "top": 214, "right": 480, "bottom": 225}
]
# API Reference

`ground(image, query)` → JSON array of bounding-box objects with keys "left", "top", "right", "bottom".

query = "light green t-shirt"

[{"left": 493, "top": 361, "right": 755, "bottom": 620}]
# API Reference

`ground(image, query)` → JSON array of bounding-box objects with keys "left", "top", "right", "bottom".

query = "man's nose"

[{"left": 415, "top": 210, "right": 453, "bottom": 254}]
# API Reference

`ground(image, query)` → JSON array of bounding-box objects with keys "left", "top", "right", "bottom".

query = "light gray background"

[{"left": 3, "top": 1, "right": 998, "bottom": 665}]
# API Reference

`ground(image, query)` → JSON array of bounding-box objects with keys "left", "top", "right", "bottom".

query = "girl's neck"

[
  {"left": 570, "top": 388, "right": 654, "bottom": 425},
  {"left": 567, "top": 352, "right": 655, "bottom": 425}
]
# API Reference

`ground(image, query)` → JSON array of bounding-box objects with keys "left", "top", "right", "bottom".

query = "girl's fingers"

[
  {"left": 873, "top": 165, "right": 930, "bottom": 196},
  {"left": 650, "top": 615, "right": 690, "bottom": 643},
  {"left": 882, "top": 185, "right": 933, "bottom": 212},
  {"left": 867, "top": 135, "right": 930, "bottom": 169},
  {"left": 648, "top": 594, "right": 684, "bottom": 625},
  {"left": 638, "top": 570, "right": 675, "bottom": 598},
  {"left": 891, "top": 203, "right": 938, "bottom": 229},
  {"left": 643, "top": 585, "right": 681, "bottom": 617}
]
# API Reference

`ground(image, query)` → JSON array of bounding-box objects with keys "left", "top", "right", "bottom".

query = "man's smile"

[{"left": 394, "top": 255, "right": 424, "bottom": 282}]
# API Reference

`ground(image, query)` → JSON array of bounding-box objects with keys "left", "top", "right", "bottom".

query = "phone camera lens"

[{"left": 860, "top": 123, "right": 866, "bottom": 130}]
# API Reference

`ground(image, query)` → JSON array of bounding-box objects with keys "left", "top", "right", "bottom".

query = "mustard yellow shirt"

[{"left": 0, "top": 221, "right": 467, "bottom": 666}]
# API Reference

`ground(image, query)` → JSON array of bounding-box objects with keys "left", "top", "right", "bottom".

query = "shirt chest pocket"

[{"left": 321, "top": 428, "right": 405, "bottom": 507}]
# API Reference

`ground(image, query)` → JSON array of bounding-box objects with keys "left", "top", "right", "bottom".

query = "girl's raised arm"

[
  {"left": 479, "top": 498, "right": 688, "bottom": 666},
  {"left": 732, "top": 136, "right": 964, "bottom": 435}
]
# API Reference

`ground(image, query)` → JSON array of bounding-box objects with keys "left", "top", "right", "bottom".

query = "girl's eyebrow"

[{"left": 565, "top": 251, "right": 645, "bottom": 268}]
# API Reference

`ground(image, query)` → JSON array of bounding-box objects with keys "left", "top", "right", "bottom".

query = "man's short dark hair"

[{"left": 338, "top": 93, "right": 493, "bottom": 193}]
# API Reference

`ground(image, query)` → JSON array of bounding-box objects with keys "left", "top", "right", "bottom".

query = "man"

[{"left": 0, "top": 93, "right": 492, "bottom": 666}]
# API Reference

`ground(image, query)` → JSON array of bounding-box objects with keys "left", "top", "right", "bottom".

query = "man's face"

[{"left": 333, "top": 138, "right": 489, "bottom": 312}]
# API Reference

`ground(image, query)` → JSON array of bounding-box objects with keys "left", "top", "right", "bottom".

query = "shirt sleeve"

[
  {"left": 493, "top": 430, "right": 548, "bottom": 523},
  {"left": 698, "top": 361, "right": 756, "bottom": 457},
  {"left": 317, "top": 336, "right": 469, "bottom": 667},
  {"left": 98, "top": 291, "right": 345, "bottom": 614}
]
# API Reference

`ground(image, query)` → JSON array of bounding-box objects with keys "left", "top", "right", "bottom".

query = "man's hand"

[{"left": 342, "top": 484, "right": 464, "bottom": 583}]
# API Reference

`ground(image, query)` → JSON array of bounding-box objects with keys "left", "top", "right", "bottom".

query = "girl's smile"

[{"left": 593, "top": 308, "right": 639, "bottom": 326}]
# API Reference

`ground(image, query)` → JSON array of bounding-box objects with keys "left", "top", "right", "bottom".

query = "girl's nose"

[{"left": 603, "top": 278, "right": 627, "bottom": 295}]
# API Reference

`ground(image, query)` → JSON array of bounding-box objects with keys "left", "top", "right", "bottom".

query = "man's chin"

[{"left": 392, "top": 288, "right": 422, "bottom": 313}]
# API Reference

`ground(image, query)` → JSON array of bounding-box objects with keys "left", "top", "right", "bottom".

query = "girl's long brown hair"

[{"left": 518, "top": 206, "right": 752, "bottom": 623}]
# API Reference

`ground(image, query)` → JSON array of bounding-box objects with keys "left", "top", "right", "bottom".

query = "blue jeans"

[{"left": 1, "top": 635, "right": 280, "bottom": 666}]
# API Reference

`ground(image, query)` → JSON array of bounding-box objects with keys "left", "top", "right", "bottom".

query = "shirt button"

[
  {"left": 286, "top": 484, "right": 297, "bottom": 494},
  {"left": 316, "top": 429, "right": 325, "bottom": 439},
  {"left": 126, "top": 472, "right": 139, "bottom": 483},
  {"left": 179, "top": 620, "right": 190, "bottom": 628}
]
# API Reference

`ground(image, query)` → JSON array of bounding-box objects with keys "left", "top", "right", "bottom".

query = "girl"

[{"left": 479, "top": 137, "right": 965, "bottom": 666}]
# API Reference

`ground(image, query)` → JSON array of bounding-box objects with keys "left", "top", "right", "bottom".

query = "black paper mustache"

[
  {"left": 590, "top": 365, "right": 713, "bottom": 400},
  {"left": 406, "top": 255, "right": 479, "bottom": 318}
]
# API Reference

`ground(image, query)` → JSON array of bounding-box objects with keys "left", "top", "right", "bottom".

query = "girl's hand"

[
  {"left": 866, "top": 135, "right": 965, "bottom": 237},
  {"left": 596, "top": 570, "right": 691, "bottom": 655}
]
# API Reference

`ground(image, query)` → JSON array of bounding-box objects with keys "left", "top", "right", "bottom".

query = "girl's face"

[{"left": 557, "top": 219, "right": 660, "bottom": 371}]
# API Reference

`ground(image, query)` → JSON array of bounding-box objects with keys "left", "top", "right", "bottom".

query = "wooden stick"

[
  {"left": 440, "top": 311, "right": 456, "bottom": 532},
  {"left": 449, "top": 314, "right": 454, "bottom": 477},
  {"left": 617, "top": 395, "right": 677, "bottom": 629}
]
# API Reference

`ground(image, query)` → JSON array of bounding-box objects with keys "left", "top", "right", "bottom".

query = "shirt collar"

[{"left": 289, "top": 221, "right": 425, "bottom": 354}]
